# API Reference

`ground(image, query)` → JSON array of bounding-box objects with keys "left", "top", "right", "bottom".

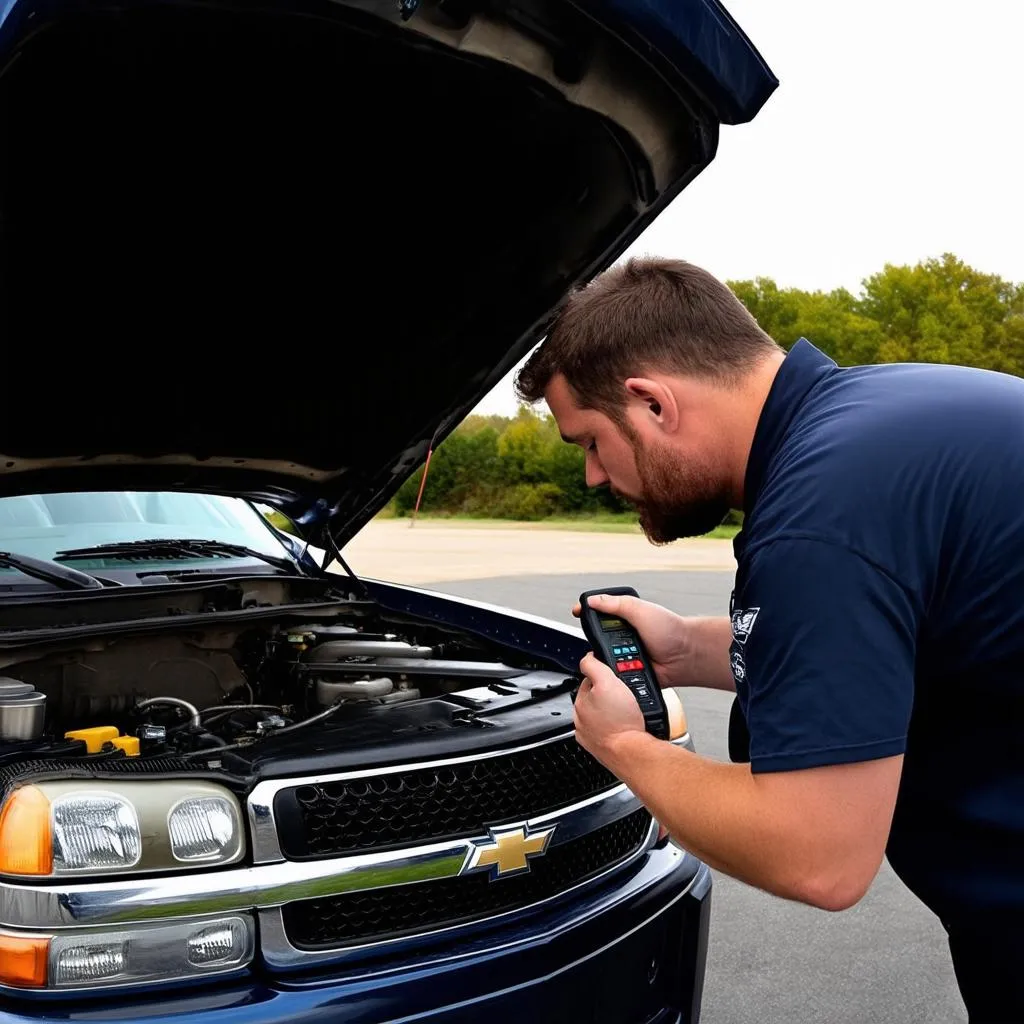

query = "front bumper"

[{"left": 0, "top": 846, "right": 712, "bottom": 1024}]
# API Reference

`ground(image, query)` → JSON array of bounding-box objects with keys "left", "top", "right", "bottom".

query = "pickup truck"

[{"left": 0, "top": 1, "right": 775, "bottom": 1020}]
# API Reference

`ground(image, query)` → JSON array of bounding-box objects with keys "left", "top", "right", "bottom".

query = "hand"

[
  {"left": 572, "top": 593, "right": 691, "bottom": 689},
  {"left": 573, "top": 652, "right": 648, "bottom": 769}
]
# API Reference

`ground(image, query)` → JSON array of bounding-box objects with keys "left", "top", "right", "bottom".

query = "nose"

[{"left": 584, "top": 453, "right": 609, "bottom": 489}]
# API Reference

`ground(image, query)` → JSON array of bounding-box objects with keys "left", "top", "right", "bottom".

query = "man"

[{"left": 514, "top": 256, "right": 1024, "bottom": 1023}]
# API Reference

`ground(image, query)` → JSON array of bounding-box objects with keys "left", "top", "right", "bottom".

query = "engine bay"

[{"left": 0, "top": 603, "right": 576, "bottom": 778}]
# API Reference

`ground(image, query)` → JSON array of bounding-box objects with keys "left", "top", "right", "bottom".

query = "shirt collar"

[{"left": 742, "top": 338, "right": 837, "bottom": 518}]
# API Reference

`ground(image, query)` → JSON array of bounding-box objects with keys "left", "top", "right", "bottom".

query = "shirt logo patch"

[
  {"left": 730, "top": 649, "right": 747, "bottom": 683},
  {"left": 731, "top": 607, "right": 760, "bottom": 645}
]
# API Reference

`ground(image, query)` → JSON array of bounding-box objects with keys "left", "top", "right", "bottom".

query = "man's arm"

[
  {"left": 678, "top": 616, "right": 735, "bottom": 691},
  {"left": 574, "top": 537, "right": 918, "bottom": 910},
  {"left": 575, "top": 665, "right": 901, "bottom": 909}
]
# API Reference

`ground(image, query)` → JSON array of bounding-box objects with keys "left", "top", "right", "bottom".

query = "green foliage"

[
  {"left": 729, "top": 254, "right": 1024, "bottom": 375},
  {"left": 394, "top": 254, "right": 1020, "bottom": 522},
  {"left": 492, "top": 483, "right": 564, "bottom": 520},
  {"left": 393, "top": 409, "right": 632, "bottom": 521}
]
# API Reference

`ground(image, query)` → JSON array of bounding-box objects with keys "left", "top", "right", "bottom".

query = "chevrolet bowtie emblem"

[{"left": 463, "top": 823, "right": 557, "bottom": 879}]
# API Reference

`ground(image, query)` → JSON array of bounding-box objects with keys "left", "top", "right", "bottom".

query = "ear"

[{"left": 624, "top": 377, "right": 679, "bottom": 433}]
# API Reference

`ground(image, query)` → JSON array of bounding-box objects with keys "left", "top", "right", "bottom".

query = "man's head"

[{"left": 515, "top": 257, "right": 784, "bottom": 543}]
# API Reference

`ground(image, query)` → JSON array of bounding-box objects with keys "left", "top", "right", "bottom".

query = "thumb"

[
  {"left": 579, "top": 652, "right": 614, "bottom": 687},
  {"left": 585, "top": 593, "right": 640, "bottom": 618}
]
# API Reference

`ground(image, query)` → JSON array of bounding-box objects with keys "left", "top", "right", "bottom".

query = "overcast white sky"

[{"left": 474, "top": 0, "right": 1024, "bottom": 416}]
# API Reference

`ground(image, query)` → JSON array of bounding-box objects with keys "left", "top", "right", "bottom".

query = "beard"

[{"left": 624, "top": 439, "right": 730, "bottom": 545}]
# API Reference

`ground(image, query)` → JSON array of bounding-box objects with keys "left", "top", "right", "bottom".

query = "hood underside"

[{"left": 0, "top": 0, "right": 775, "bottom": 545}]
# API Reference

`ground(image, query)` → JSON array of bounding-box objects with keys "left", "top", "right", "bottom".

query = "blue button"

[
  {"left": 629, "top": 645, "right": 638, "bottom": 653},
  {"left": 612, "top": 647, "right": 622, "bottom": 655}
]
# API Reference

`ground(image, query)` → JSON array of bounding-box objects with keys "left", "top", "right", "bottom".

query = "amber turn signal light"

[
  {"left": 0, "top": 933, "right": 49, "bottom": 987},
  {"left": 663, "top": 689, "right": 688, "bottom": 741},
  {"left": 0, "top": 784, "right": 53, "bottom": 875}
]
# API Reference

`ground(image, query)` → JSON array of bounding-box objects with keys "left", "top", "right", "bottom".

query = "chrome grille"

[
  {"left": 282, "top": 808, "right": 653, "bottom": 948},
  {"left": 274, "top": 735, "right": 620, "bottom": 859}
]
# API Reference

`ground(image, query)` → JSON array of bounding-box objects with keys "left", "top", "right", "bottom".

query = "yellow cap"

[
  {"left": 64, "top": 726, "right": 119, "bottom": 754},
  {"left": 0, "top": 785, "right": 53, "bottom": 876},
  {"left": 111, "top": 735, "right": 140, "bottom": 756}
]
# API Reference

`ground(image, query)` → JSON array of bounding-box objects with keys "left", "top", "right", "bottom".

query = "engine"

[{"left": 0, "top": 613, "right": 570, "bottom": 771}]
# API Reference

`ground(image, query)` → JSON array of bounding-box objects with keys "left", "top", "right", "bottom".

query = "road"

[{"left": 347, "top": 524, "right": 967, "bottom": 1023}]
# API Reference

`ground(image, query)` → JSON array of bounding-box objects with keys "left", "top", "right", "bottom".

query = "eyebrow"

[{"left": 560, "top": 432, "right": 581, "bottom": 445}]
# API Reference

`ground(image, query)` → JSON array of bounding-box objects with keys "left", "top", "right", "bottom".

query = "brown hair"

[{"left": 514, "top": 256, "right": 781, "bottom": 418}]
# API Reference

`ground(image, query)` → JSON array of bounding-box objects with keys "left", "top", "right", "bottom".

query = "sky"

[{"left": 473, "top": 0, "right": 1024, "bottom": 416}]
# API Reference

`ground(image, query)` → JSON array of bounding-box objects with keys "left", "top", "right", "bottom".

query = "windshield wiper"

[
  {"left": 0, "top": 551, "right": 106, "bottom": 590},
  {"left": 55, "top": 538, "right": 297, "bottom": 573}
]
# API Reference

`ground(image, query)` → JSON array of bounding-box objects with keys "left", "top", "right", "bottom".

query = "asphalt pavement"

[{"left": 423, "top": 570, "right": 967, "bottom": 1024}]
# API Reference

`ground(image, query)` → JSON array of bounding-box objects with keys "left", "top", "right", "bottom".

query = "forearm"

[
  {"left": 606, "top": 732, "right": 869, "bottom": 909},
  {"left": 674, "top": 615, "right": 735, "bottom": 691}
]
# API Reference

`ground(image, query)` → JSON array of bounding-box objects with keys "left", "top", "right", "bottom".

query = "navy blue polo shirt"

[{"left": 730, "top": 339, "right": 1024, "bottom": 932}]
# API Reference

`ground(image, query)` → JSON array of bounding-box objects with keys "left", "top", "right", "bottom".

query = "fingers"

[{"left": 571, "top": 602, "right": 582, "bottom": 618}]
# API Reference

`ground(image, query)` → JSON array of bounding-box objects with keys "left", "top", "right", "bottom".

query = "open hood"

[{"left": 0, "top": 0, "right": 775, "bottom": 547}]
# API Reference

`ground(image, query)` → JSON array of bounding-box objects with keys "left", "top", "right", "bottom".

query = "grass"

[
  {"left": 384, "top": 512, "right": 740, "bottom": 540},
  {"left": 266, "top": 505, "right": 739, "bottom": 540}
]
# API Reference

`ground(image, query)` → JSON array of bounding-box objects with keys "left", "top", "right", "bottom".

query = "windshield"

[{"left": 0, "top": 491, "right": 292, "bottom": 567}]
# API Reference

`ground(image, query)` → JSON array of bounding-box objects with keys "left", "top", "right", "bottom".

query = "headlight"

[
  {"left": 53, "top": 793, "right": 141, "bottom": 873},
  {"left": 0, "top": 914, "right": 255, "bottom": 991},
  {"left": 0, "top": 781, "right": 245, "bottom": 877},
  {"left": 168, "top": 795, "right": 243, "bottom": 863}
]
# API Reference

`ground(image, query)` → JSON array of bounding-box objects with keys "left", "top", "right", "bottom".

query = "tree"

[
  {"left": 495, "top": 408, "right": 554, "bottom": 485},
  {"left": 729, "top": 254, "right": 1023, "bottom": 376},
  {"left": 857, "top": 254, "right": 1024, "bottom": 374}
]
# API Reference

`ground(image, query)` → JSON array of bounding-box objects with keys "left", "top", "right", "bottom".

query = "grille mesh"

[
  {"left": 276, "top": 735, "right": 620, "bottom": 858},
  {"left": 0, "top": 753, "right": 214, "bottom": 801},
  {"left": 283, "top": 807, "right": 652, "bottom": 948}
]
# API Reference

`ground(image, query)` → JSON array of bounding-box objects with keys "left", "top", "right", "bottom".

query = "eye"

[{"left": 586, "top": 440, "right": 597, "bottom": 453}]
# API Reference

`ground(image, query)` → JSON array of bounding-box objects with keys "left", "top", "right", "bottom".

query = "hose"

[
  {"left": 135, "top": 696, "right": 201, "bottom": 729},
  {"left": 179, "top": 700, "right": 347, "bottom": 759}
]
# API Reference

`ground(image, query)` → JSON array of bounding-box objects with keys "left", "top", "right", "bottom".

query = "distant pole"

[{"left": 410, "top": 446, "right": 434, "bottom": 527}]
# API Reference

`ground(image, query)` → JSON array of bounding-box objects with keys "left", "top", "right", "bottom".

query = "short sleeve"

[{"left": 733, "top": 537, "right": 918, "bottom": 774}]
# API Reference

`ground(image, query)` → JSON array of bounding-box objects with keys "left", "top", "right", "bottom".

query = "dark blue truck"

[{"left": 0, "top": 1, "right": 774, "bottom": 1020}]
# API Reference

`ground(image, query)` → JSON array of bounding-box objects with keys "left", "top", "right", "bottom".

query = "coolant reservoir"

[{"left": 0, "top": 678, "right": 46, "bottom": 742}]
